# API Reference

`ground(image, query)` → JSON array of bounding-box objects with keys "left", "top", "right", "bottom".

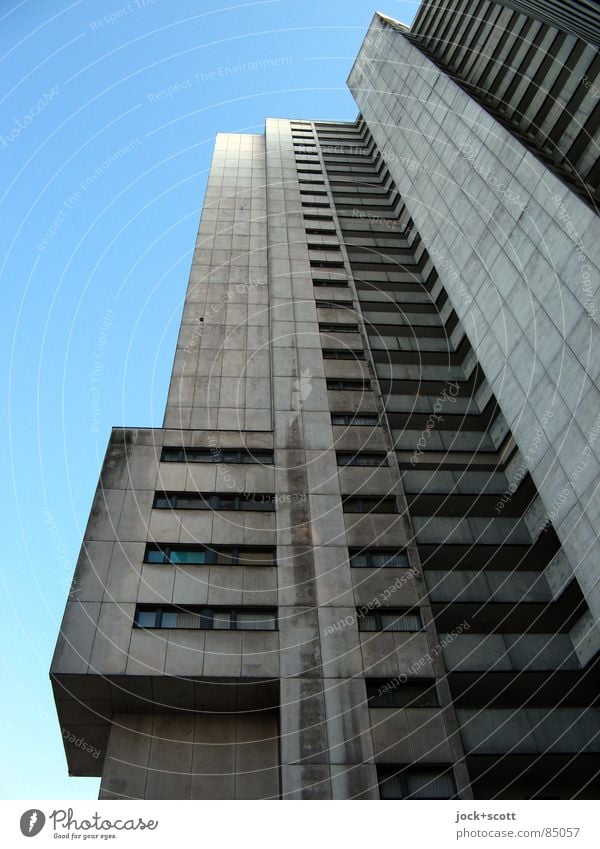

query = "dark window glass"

[
  {"left": 327, "top": 380, "right": 371, "bottom": 391},
  {"left": 378, "top": 767, "right": 457, "bottom": 799},
  {"left": 144, "top": 545, "right": 276, "bottom": 566},
  {"left": 322, "top": 349, "right": 365, "bottom": 360},
  {"left": 315, "top": 300, "right": 353, "bottom": 309},
  {"left": 135, "top": 605, "right": 277, "bottom": 631},
  {"left": 161, "top": 447, "right": 274, "bottom": 464},
  {"left": 331, "top": 413, "right": 378, "bottom": 425},
  {"left": 343, "top": 496, "right": 397, "bottom": 513},
  {"left": 349, "top": 548, "right": 408, "bottom": 568},
  {"left": 319, "top": 323, "right": 358, "bottom": 333},
  {"left": 357, "top": 608, "right": 422, "bottom": 632},
  {"left": 153, "top": 492, "right": 275, "bottom": 512},
  {"left": 337, "top": 452, "right": 386, "bottom": 466}
]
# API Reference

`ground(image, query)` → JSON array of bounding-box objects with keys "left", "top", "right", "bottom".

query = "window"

[
  {"left": 327, "top": 380, "right": 371, "bottom": 392},
  {"left": 135, "top": 605, "right": 277, "bottom": 631},
  {"left": 357, "top": 608, "right": 422, "bottom": 632},
  {"left": 331, "top": 413, "right": 378, "bottom": 426},
  {"left": 310, "top": 259, "right": 344, "bottom": 268},
  {"left": 153, "top": 492, "right": 275, "bottom": 512},
  {"left": 366, "top": 679, "right": 438, "bottom": 708},
  {"left": 337, "top": 451, "right": 387, "bottom": 466},
  {"left": 161, "top": 447, "right": 274, "bottom": 464},
  {"left": 144, "top": 544, "right": 276, "bottom": 566},
  {"left": 349, "top": 547, "right": 408, "bottom": 568},
  {"left": 343, "top": 496, "right": 397, "bottom": 513},
  {"left": 319, "top": 323, "right": 359, "bottom": 333},
  {"left": 377, "top": 766, "right": 457, "bottom": 799},
  {"left": 322, "top": 349, "right": 365, "bottom": 360},
  {"left": 301, "top": 191, "right": 328, "bottom": 197},
  {"left": 304, "top": 215, "right": 335, "bottom": 223},
  {"left": 313, "top": 278, "right": 348, "bottom": 287},
  {"left": 315, "top": 299, "right": 353, "bottom": 309}
]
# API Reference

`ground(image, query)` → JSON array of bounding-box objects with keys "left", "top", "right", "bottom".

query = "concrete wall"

[
  {"left": 165, "top": 133, "right": 271, "bottom": 431},
  {"left": 99, "top": 714, "right": 279, "bottom": 800},
  {"left": 349, "top": 15, "right": 600, "bottom": 661}
]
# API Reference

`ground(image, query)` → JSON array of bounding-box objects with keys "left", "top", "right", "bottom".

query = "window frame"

[
  {"left": 160, "top": 447, "right": 274, "bottom": 464},
  {"left": 331, "top": 413, "right": 379, "bottom": 426},
  {"left": 342, "top": 495, "right": 398, "bottom": 513},
  {"left": 318, "top": 322, "right": 359, "bottom": 333},
  {"left": 315, "top": 299, "right": 353, "bottom": 309},
  {"left": 336, "top": 451, "right": 387, "bottom": 465},
  {"left": 134, "top": 604, "right": 278, "bottom": 631},
  {"left": 357, "top": 607, "right": 423, "bottom": 632},
  {"left": 322, "top": 349, "right": 365, "bottom": 360},
  {"left": 153, "top": 491, "right": 276, "bottom": 512},
  {"left": 144, "top": 544, "right": 276, "bottom": 566},
  {"left": 348, "top": 547, "right": 408, "bottom": 568},
  {"left": 377, "top": 765, "right": 457, "bottom": 800}
]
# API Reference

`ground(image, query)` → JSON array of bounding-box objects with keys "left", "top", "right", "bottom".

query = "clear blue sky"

[{"left": 0, "top": 0, "right": 420, "bottom": 799}]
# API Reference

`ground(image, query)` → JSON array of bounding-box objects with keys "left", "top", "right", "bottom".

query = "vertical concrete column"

[{"left": 266, "top": 118, "right": 333, "bottom": 798}]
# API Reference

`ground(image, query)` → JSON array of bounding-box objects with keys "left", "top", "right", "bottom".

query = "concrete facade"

[
  {"left": 52, "top": 3, "right": 600, "bottom": 801},
  {"left": 349, "top": 11, "right": 600, "bottom": 664}
]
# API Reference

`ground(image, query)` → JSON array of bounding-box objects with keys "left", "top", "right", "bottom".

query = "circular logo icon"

[{"left": 19, "top": 810, "right": 45, "bottom": 837}]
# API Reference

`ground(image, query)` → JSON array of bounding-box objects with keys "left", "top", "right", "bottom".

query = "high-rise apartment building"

[{"left": 52, "top": 2, "right": 600, "bottom": 800}]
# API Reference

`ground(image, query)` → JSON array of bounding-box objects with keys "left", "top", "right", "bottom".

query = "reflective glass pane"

[
  {"left": 161, "top": 612, "right": 178, "bottom": 628},
  {"left": 146, "top": 549, "right": 166, "bottom": 563},
  {"left": 381, "top": 612, "right": 420, "bottom": 631},
  {"left": 170, "top": 549, "right": 206, "bottom": 565},
  {"left": 237, "top": 550, "right": 275, "bottom": 565},
  {"left": 137, "top": 611, "right": 157, "bottom": 627}
]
